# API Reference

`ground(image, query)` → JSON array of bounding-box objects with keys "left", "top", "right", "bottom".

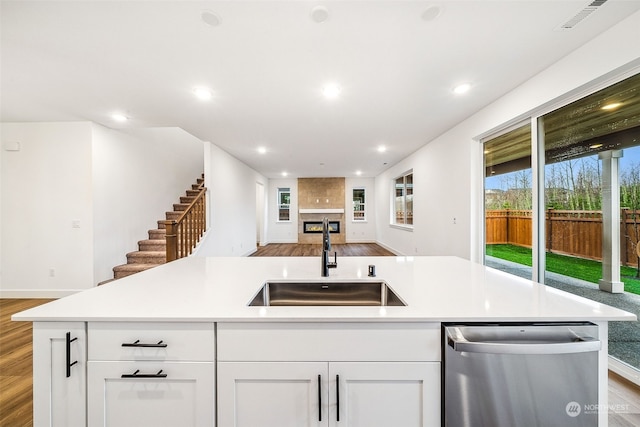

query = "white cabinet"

[
  {"left": 331, "top": 362, "right": 440, "bottom": 427},
  {"left": 87, "top": 360, "right": 214, "bottom": 427},
  {"left": 217, "top": 323, "right": 441, "bottom": 427},
  {"left": 218, "top": 362, "right": 326, "bottom": 427},
  {"left": 217, "top": 361, "right": 439, "bottom": 427},
  {"left": 87, "top": 322, "right": 215, "bottom": 427},
  {"left": 32, "top": 322, "right": 86, "bottom": 427}
]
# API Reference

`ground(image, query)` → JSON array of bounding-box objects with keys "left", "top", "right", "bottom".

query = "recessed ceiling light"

[
  {"left": 589, "top": 143, "right": 603, "bottom": 149},
  {"left": 421, "top": 5, "right": 442, "bottom": 22},
  {"left": 257, "top": 147, "right": 267, "bottom": 154},
  {"left": 310, "top": 6, "right": 329, "bottom": 23},
  {"left": 601, "top": 102, "right": 622, "bottom": 111},
  {"left": 377, "top": 145, "right": 387, "bottom": 153},
  {"left": 112, "top": 113, "right": 128, "bottom": 122},
  {"left": 355, "top": 170, "right": 363, "bottom": 176},
  {"left": 281, "top": 171, "right": 288, "bottom": 177},
  {"left": 322, "top": 83, "right": 341, "bottom": 99},
  {"left": 453, "top": 83, "right": 472, "bottom": 95},
  {"left": 201, "top": 10, "right": 221, "bottom": 27},
  {"left": 193, "top": 87, "right": 213, "bottom": 101}
]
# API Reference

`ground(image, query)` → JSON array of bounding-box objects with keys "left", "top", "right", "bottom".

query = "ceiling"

[{"left": 3, "top": 1, "right": 640, "bottom": 178}]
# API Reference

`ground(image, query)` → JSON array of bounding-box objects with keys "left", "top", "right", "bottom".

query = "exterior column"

[{"left": 598, "top": 149, "right": 624, "bottom": 293}]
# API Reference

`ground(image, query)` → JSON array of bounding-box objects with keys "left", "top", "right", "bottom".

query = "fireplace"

[{"left": 303, "top": 221, "right": 340, "bottom": 234}]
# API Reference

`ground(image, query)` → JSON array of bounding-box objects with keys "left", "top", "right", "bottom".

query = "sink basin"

[{"left": 248, "top": 281, "right": 406, "bottom": 306}]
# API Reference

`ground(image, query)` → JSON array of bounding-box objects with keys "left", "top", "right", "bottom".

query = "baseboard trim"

[
  {"left": 241, "top": 248, "right": 257, "bottom": 257},
  {"left": 609, "top": 356, "right": 640, "bottom": 387},
  {"left": 374, "top": 240, "right": 404, "bottom": 256},
  {"left": 0, "top": 289, "right": 82, "bottom": 299}
]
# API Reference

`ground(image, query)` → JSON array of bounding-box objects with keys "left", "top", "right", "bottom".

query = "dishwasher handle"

[{"left": 447, "top": 328, "right": 601, "bottom": 355}]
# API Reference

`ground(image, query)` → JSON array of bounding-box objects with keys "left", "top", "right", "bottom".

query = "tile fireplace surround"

[{"left": 298, "top": 178, "right": 345, "bottom": 244}]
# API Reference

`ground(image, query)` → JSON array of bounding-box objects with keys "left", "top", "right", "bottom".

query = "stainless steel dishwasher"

[{"left": 443, "top": 322, "right": 601, "bottom": 427}]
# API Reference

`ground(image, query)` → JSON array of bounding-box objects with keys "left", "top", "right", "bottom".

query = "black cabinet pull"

[
  {"left": 65, "top": 332, "right": 78, "bottom": 378},
  {"left": 121, "top": 340, "right": 167, "bottom": 348},
  {"left": 121, "top": 369, "right": 167, "bottom": 378},
  {"left": 336, "top": 374, "right": 340, "bottom": 422},
  {"left": 318, "top": 374, "right": 322, "bottom": 422}
]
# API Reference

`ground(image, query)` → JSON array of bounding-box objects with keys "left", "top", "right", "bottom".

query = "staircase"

[{"left": 104, "top": 175, "right": 205, "bottom": 283}]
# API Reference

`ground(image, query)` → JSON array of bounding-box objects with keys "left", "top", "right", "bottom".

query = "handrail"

[{"left": 162, "top": 182, "right": 207, "bottom": 262}]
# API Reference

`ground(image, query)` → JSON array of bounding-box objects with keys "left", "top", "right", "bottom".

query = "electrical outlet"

[
  {"left": 49, "top": 269, "right": 55, "bottom": 277},
  {"left": 453, "top": 217, "right": 457, "bottom": 224},
  {"left": 72, "top": 220, "right": 81, "bottom": 228}
]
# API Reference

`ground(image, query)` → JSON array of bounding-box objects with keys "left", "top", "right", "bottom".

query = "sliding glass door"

[{"left": 483, "top": 72, "right": 640, "bottom": 372}]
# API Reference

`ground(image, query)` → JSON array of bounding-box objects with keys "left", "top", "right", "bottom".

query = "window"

[
  {"left": 393, "top": 172, "right": 413, "bottom": 226},
  {"left": 277, "top": 187, "right": 291, "bottom": 221},
  {"left": 352, "top": 188, "right": 366, "bottom": 221},
  {"left": 483, "top": 123, "right": 532, "bottom": 280}
]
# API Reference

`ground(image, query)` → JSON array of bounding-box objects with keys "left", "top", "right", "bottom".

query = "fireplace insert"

[{"left": 304, "top": 221, "right": 340, "bottom": 233}]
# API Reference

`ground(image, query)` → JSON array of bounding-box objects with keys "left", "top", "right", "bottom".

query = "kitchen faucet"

[{"left": 321, "top": 217, "right": 337, "bottom": 276}]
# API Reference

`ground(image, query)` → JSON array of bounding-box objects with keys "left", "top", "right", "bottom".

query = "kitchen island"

[{"left": 13, "top": 256, "right": 637, "bottom": 427}]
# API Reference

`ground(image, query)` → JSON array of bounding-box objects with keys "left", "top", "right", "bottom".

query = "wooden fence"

[{"left": 486, "top": 209, "right": 640, "bottom": 267}]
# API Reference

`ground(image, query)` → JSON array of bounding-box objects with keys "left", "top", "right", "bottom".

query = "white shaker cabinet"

[
  {"left": 32, "top": 322, "right": 87, "bottom": 427},
  {"left": 217, "top": 361, "right": 439, "bottom": 427},
  {"left": 330, "top": 362, "right": 440, "bottom": 427},
  {"left": 218, "top": 361, "right": 326, "bottom": 427},
  {"left": 87, "top": 360, "right": 214, "bottom": 427},
  {"left": 216, "top": 322, "right": 441, "bottom": 427},
  {"left": 86, "top": 322, "right": 215, "bottom": 427}
]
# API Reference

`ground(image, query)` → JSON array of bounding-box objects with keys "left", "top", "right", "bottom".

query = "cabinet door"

[
  {"left": 87, "top": 361, "right": 214, "bottom": 427},
  {"left": 329, "top": 362, "right": 440, "bottom": 427},
  {"left": 32, "top": 322, "right": 86, "bottom": 427},
  {"left": 218, "top": 362, "right": 327, "bottom": 427}
]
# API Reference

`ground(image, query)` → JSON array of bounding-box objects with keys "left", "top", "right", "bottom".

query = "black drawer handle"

[
  {"left": 121, "top": 340, "right": 167, "bottom": 348},
  {"left": 336, "top": 374, "right": 340, "bottom": 422},
  {"left": 318, "top": 374, "right": 322, "bottom": 422},
  {"left": 66, "top": 332, "right": 78, "bottom": 378},
  {"left": 121, "top": 369, "right": 167, "bottom": 378}
]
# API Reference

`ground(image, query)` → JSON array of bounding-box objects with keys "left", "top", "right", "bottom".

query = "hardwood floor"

[
  {"left": 1, "top": 248, "right": 639, "bottom": 427},
  {"left": 251, "top": 242, "right": 396, "bottom": 257},
  {"left": 609, "top": 371, "right": 640, "bottom": 426},
  {"left": 0, "top": 298, "right": 52, "bottom": 427}
]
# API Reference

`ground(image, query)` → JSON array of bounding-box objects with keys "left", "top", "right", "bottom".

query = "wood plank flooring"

[
  {"left": 251, "top": 242, "right": 396, "bottom": 257},
  {"left": 1, "top": 243, "right": 639, "bottom": 427},
  {"left": 609, "top": 371, "right": 640, "bottom": 426},
  {"left": 0, "top": 298, "right": 52, "bottom": 427}
]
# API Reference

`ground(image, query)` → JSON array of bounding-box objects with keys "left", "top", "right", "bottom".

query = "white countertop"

[{"left": 12, "top": 256, "right": 637, "bottom": 323}]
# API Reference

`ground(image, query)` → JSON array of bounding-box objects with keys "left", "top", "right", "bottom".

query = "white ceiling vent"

[{"left": 557, "top": 0, "right": 609, "bottom": 30}]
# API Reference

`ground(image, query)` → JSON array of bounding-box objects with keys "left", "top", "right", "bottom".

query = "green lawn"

[{"left": 486, "top": 244, "right": 640, "bottom": 295}]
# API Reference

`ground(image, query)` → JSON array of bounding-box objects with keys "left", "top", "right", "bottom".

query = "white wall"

[
  {"left": 375, "top": 10, "right": 640, "bottom": 260},
  {"left": 92, "top": 126, "right": 204, "bottom": 284},
  {"left": 1, "top": 122, "right": 94, "bottom": 297},
  {"left": 345, "top": 177, "right": 376, "bottom": 243},
  {"left": 196, "top": 142, "right": 267, "bottom": 256},
  {"left": 0, "top": 122, "right": 204, "bottom": 297},
  {"left": 267, "top": 178, "right": 298, "bottom": 244}
]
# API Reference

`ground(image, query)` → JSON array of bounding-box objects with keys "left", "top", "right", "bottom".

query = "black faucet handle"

[{"left": 328, "top": 251, "right": 338, "bottom": 268}]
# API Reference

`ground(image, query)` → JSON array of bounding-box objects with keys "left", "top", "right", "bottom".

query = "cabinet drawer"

[
  {"left": 218, "top": 322, "right": 441, "bottom": 362},
  {"left": 88, "top": 360, "right": 214, "bottom": 427},
  {"left": 88, "top": 322, "right": 214, "bottom": 361}
]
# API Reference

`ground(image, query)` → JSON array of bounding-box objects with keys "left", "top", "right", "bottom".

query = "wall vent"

[{"left": 557, "top": 0, "right": 609, "bottom": 30}]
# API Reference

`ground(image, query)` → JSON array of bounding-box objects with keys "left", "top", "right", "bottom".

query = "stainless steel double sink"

[{"left": 248, "top": 280, "right": 406, "bottom": 306}]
